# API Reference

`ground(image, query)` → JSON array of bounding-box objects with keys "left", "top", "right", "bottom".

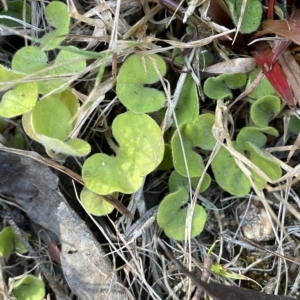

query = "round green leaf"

[
  {"left": 80, "top": 187, "right": 114, "bottom": 216},
  {"left": 12, "top": 46, "right": 86, "bottom": 95},
  {"left": 171, "top": 114, "right": 216, "bottom": 177},
  {"left": 157, "top": 187, "right": 207, "bottom": 241},
  {"left": 0, "top": 82, "right": 38, "bottom": 118},
  {"left": 12, "top": 46, "right": 48, "bottom": 74},
  {"left": 0, "top": 64, "right": 24, "bottom": 91},
  {"left": 13, "top": 275, "right": 45, "bottom": 300},
  {"left": 204, "top": 77, "right": 232, "bottom": 100},
  {"left": 247, "top": 68, "right": 276, "bottom": 99},
  {"left": 23, "top": 109, "right": 90, "bottom": 156},
  {"left": 236, "top": 127, "right": 267, "bottom": 150},
  {"left": 211, "top": 144, "right": 251, "bottom": 196},
  {"left": 0, "top": 227, "right": 28, "bottom": 258},
  {"left": 39, "top": 1, "right": 70, "bottom": 50},
  {"left": 116, "top": 54, "right": 167, "bottom": 113},
  {"left": 174, "top": 75, "right": 199, "bottom": 126},
  {"left": 225, "top": 0, "right": 263, "bottom": 34},
  {"left": 247, "top": 143, "right": 282, "bottom": 189},
  {"left": 204, "top": 73, "right": 247, "bottom": 100},
  {"left": 82, "top": 112, "right": 164, "bottom": 194},
  {"left": 32, "top": 97, "right": 73, "bottom": 140},
  {"left": 251, "top": 95, "right": 281, "bottom": 128},
  {"left": 218, "top": 73, "right": 247, "bottom": 89}
]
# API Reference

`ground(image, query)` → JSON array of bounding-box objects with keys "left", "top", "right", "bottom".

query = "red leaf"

[{"left": 251, "top": 42, "right": 295, "bottom": 108}]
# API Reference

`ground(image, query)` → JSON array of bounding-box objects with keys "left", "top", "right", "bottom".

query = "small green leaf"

[
  {"left": 211, "top": 143, "right": 251, "bottom": 196},
  {"left": 157, "top": 187, "right": 207, "bottom": 241},
  {"left": 193, "top": 114, "right": 216, "bottom": 150},
  {"left": 0, "top": 0, "right": 31, "bottom": 27},
  {"left": 218, "top": 73, "right": 247, "bottom": 90},
  {"left": 0, "top": 82, "right": 38, "bottom": 118},
  {"left": 57, "top": 89, "right": 79, "bottom": 125},
  {"left": 116, "top": 54, "right": 167, "bottom": 113},
  {"left": 39, "top": 1, "right": 70, "bottom": 50},
  {"left": 12, "top": 46, "right": 48, "bottom": 74},
  {"left": 174, "top": 75, "right": 199, "bottom": 126},
  {"left": 204, "top": 73, "right": 246, "bottom": 100},
  {"left": 12, "top": 46, "right": 86, "bottom": 94},
  {"left": 23, "top": 103, "right": 90, "bottom": 157},
  {"left": 236, "top": 126, "right": 278, "bottom": 151},
  {"left": 32, "top": 97, "right": 73, "bottom": 140},
  {"left": 0, "top": 64, "right": 25, "bottom": 91},
  {"left": 288, "top": 116, "right": 300, "bottom": 134},
  {"left": 204, "top": 77, "right": 231, "bottom": 99},
  {"left": 80, "top": 187, "right": 114, "bottom": 216},
  {"left": 13, "top": 275, "right": 45, "bottom": 300},
  {"left": 251, "top": 95, "right": 281, "bottom": 127},
  {"left": 247, "top": 143, "right": 282, "bottom": 189},
  {"left": 236, "top": 127, "right": 267, "bottom": 150},
  {"left": 225, "top": 0, "right": 263, "bottom": 33},
  {"left": 247, "top": 68, "right": 276, "bottom": 99},
  {"left": 82, "top": 112, "right": 164, "bottom": 194},
  {"left": 0, "top": 227, "right": 28, "bottom": 258},
  {"left": 171, "top": 114, "right": 216, "bottom": 177}
]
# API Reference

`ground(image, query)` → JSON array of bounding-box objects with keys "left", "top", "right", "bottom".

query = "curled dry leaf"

[{"left": 203, "top": 57, "right": 256, "bottom": 75}]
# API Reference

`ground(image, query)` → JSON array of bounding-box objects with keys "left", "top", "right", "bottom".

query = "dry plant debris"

[{"left": 0, "top": 0, "right": 300, "bottom": 300}]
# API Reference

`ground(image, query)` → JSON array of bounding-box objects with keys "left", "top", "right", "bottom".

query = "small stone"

[{"left": 238, "top": 201, "right": 275, "bottom": 242}]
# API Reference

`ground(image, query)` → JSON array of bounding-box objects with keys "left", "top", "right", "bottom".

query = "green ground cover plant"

[{"left": 1, "top": 0, "right": 300, "bottom": 299}]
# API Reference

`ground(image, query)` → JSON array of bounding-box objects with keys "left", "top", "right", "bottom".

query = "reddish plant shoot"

[{"left": 251, "top": 42, "right": 296, "bottom": 108}]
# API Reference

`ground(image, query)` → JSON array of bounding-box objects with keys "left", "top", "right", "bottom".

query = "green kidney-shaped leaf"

[
  {"left": 236, "top": 127, "right": 267, "bottom": 150},
  {"left": 23, "top": 99, "right": 90, "bottom": 156},
  {"left": 225, "top": 0, "right": 263, "bottom": 34},
  {"left": 247, "top": 143, "right": 282, "bottom": 189},
  {"left": 236, "top": 126, "right": 278, "bottom": 151},
  {"left": 157, "top": 187, "right": 207, "bottom": 241},
  {"left": 174, "top": 75, "right": 199, "bottom": 126},
  {"left": 80, "top": 187, "right": 114, "bottom": 216},
  {"left": 13, "top": 275, "right": 45, "bottom": 300},
  {"left": 204, "top": 77, "right": 232, "bottom": 100},
  {"left": 39, "top": 1, "right": 70, "bottom": 50},
  {"left": 171, "top": 114, "right": 216, "bottom": 177},
  {"left": 211, "top": 144, "right": 251, "bottom": 196},
  {"left": 0, "top": 82, "right": 38, "bottom": 118},
  {"left": 82, "top": 112, "right": 164, "bottom": 194},
  {"left": 204, "top": 73, "right": 246, "bottom": 100},
  {"left": 12, "top": 46, "right": 48, "bottom": 74},
  {"left": 32, "top": 97, "right": 73, "bottom": 140},
  {"left": 251, "top": 95, "right": 281, "bottom": 128},
  {"left": 0, "top": 64, "right": 24, "bottom": 91},
  {"left": 247, "top": 68, "right": 276, "bottom": 99},
  {"left": 116, "top": 54, "right": 167, "bottom": 113},
  {"left": 218, "top": 73, "right": 247, "bottom": 89},
  {"left": 12, "top": 46, "right": 86, "bottom": 94},
  {"left": 0, "top": 227, "right": 28, "bottom": 258}
]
